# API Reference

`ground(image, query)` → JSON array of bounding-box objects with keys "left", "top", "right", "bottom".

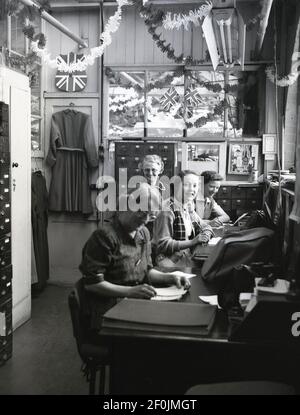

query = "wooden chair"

[{"left": 68, "top": 283, "right": 110, "bottom": 395}]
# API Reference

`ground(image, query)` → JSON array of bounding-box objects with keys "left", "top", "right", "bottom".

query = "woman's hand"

[
  {"left": 193, "top": 233, "right": 210, "bottom": 245},
  {"left": 127, "top": 284, "right": 157, "bottom": 299},
  {"left": 168, "top": 272, "right": 191, "bottom": 290}
]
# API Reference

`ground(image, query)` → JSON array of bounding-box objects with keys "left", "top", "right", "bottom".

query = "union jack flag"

[
  {"left": 55, "top": 53, "right": 87, "bottom": 92},
  {"left": 184, "top": 86, "right": 202, "bottom": 107},
  {"left": 160, "top": 87, "right": 180, "bottom": 111}
]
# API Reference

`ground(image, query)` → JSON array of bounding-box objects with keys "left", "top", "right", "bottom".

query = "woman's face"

[
  {"left": 177, "top": 174, "right": 199, "bottom": 203},
  {"left": 142, "top": 161, "right": 161, "bottom": 186},
  {"left": 204, "top": 180, "right": 221, "bottom": 198}
]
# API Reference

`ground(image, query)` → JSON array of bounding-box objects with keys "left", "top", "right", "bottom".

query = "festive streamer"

[
  {"left": 31, "top": 0, "right": 129, "bottom": 72},
  {"left": 162, "top": 1, "right": 212, "bottom": 31},
  {"left": 265, "top": 52, "right": 300, "bottom": 87}
]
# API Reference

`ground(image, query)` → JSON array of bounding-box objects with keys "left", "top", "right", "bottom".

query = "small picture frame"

[
  {"left": 228, "top": 143, "right": 259, "bottom": 175},
  {"left": 262, "top": 134, "right": 277, "bottom": 154}
]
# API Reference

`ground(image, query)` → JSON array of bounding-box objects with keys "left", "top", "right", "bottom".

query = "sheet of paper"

[
  {"left": 199, "top": 295, "right": 221, "bottom": 309},
  {"left": 208, "top": 237, "right": 221, "bottom": 246},
  {"left": 154, "top": 285, "right": 187, "bottom": 297},
  {"left": 255, "top": 278, "right": 290, "bottom": 294},
  {"left": 169, "top": 271, "right": 197, "bottom": 279}
]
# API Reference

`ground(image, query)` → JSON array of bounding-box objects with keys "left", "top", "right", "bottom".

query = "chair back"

[{"left": 68, "top": 281, "right": 89, "bottom": 361}]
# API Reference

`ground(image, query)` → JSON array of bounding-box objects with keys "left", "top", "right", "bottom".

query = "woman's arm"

[
  {"left": 153, "top": 210, "right": 199, "bottom": 256},
  {"left": 148, "top": 269, "right": 191, "bottom": 289},
  {"left": 85, "top": 280, "right": 157, "bottom": 299}
]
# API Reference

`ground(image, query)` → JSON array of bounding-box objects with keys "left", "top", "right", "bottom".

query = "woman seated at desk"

[
  {"left": 79, "top": 184, "right": 190, "bottom": 333},
  {"left": 153, "top": 170, "right": 214, "bottom": 268},
  {"left": 200, "top": 171, "right": 230, "bottom": 227}
]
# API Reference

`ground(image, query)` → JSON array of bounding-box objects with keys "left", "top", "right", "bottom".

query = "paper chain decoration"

[
  {"left": 265, "top": 52, "right": 300, "bottom": 87},
  {"left": 162, "top": 1, "right": 212, "bottom": 31},
  {"left": 31, "top": 0, "right": 129, "bottom": 72}
]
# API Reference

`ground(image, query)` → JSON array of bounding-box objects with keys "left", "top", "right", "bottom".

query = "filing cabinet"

[
  {"left": 215, "top": 183, "right": 263, "bottom": 221},
  {"left": 114, "top": 141, "right": 175, "bottom": 182},
  {"left": 0, "top": 102, "right": 12, "bottom": 367}
]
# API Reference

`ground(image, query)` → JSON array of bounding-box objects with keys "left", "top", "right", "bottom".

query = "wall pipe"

[{"left": 18, "top": 0, "right": 89, "bottom": 48}]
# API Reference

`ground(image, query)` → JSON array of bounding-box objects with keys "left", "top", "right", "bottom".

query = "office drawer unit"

[
  {"left": 0, "top": 299, "right": 12, "bottom": 367},
  {"left": 215, "top": 183, "right": 263, "bottom": 220},
  {"left": 0, "top": 102, "right": 12, "bottom": 366},
  {"left": 115, "top": 141, "right": 175, "bottom": 181}
]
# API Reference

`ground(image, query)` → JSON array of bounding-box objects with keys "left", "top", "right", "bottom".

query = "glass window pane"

[
  {"left": 108, "top": 71, "right": 145, "bottom": 138},
  {"left": 186, "top": 71, "right": 225, "bottom": 138},
  {"left": 11, "top": 15, "right": 26, "bottom": 55},
  {"left": 147, "top": 71, "right": 184, "bottom": 137},
  {"left": 30, "top": 66, "right": 41, "bottom": 115},
  {"left": 31, "top": 118, "right": 41, "bottom": 152}
]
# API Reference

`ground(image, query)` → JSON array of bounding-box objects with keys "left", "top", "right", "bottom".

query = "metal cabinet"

[{"left": 0, "top": 102, "right": 12, "bottom": 367}]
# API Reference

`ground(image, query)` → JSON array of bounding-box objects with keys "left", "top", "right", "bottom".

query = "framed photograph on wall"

[
  {"left": 228, "top": 143, "right": 259, "bottom": 175},
  {"left": 182, "top": 142, "right": 227, "bottom": 178}
]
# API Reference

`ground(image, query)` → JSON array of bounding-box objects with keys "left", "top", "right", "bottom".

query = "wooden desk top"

[{"left": 101, "top": 268, "right": 230, "bottom": 343}]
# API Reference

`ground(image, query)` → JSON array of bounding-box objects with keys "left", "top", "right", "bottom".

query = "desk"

[{"left": 101, "top": 268, "right": 300, "bottom": 395}]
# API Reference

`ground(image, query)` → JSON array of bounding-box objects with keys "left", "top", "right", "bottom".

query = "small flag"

[
  {"left": 160, "top": 87, "right": 180, "bottom": 111},
  {"left": 55, "top": 53, "right": 87, "bottom": 92},
  {"left": 184, "top": 86, "right": 202, "bottom": 107}
]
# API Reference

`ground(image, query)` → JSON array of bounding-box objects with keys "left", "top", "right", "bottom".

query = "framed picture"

[
  {"left": 228, "top": 143, "right": 259, "bottom": 175},
  {"left": 262, "top": 134, "right": 277, "bottom": 154},
  {"left": 182, "top": 142, "right": 227, "bottom": 178}
]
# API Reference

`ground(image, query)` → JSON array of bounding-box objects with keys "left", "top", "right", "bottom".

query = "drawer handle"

[{"left": 0, "top": 211, "right": 5, "bottom": 216}]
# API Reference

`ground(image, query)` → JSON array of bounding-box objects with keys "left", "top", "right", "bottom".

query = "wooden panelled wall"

[{"left": 103, "top": 2, "right": 273, "bottom": 66}]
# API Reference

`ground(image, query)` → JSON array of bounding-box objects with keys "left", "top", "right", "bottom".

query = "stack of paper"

[{"left": 151, "top": 285, "right": 187, "bottom": 301}]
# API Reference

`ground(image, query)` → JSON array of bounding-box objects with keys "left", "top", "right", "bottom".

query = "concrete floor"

[{"left": 0, "top": 284, "right": 89, "bottom": 395}]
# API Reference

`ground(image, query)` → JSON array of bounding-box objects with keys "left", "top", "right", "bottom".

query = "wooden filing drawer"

[
  {"left": 0, "top": 280, "right": 11, "bottom": 303},
  {"left": 246, "top": 187, "right": 263, "bottom": 199},
  {"left": 217, "top": 199, "right": 232, "bottom": 211},
  {"left": 0, "top": 215, "right": 10, "bottom": 237},
  {"left": 144, "top": 143, "right": 159, "bottom": 154},
  {"left": 246, "top": 199, "right": 262, "bottom": 210},
  {"left": 0, "top": 104, "right": 8, "bottom": 122},
  {"left": 0, "top": 333, "right": 12, "bottom": 351},
  {"left": 0, "top": 266, "right": 12, "bottom": 285},
  {"left": 0, "top": 121, "right": 9, "bottom": 137},
  {"left": 231, "top": 199, "right": 246, "bottom": 209},
  {"left": 129, "top": 143, "right": 144, "bottom": 155},
  {"left": 231, "top": 187, "right": 247, "bottom": 199},
  {"left": 0, "top": 136, "right": 9, "bottom": 153},
  {"left": 115, "top": 142, "right": 132, "bottom": 156},
  {"left": 158, "top": 143, "right": 174, "bottom": 156},
  {"left": 132, "top": 156, "right": 143, "bottom": 167},
  {"left": 216, "top": 186, "right": 231, "bottom": 199},
  {"left": 0, "top": 153, "right": 10, "bottom": 167},
  {"left": 116, "top": 155, "right": 130, "bottom": 168}
]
